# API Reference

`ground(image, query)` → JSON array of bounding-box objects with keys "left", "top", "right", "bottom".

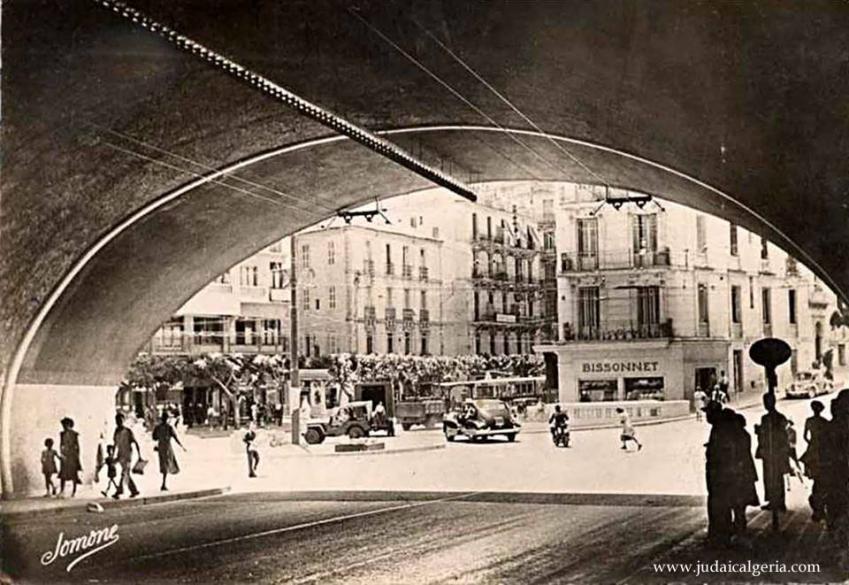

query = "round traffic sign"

[{"left": 749, "top": 338, "right": 792, "bottom": 368}]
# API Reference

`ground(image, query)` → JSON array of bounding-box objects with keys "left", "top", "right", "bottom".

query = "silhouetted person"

[
  {"left": 755, "top": 393, "right": 791, "bottom": 512},
  {"left": 821, "top": 391, "right": 849, "bottom": 544},
  {"left": 704, "top": 402, "right": 735, "bottom": 546},
  {"left": 729, "top": 411, "right": 759, "bottom": 536},
  {"left": 801, "top": 400, "right": 829, "bottom": 521}
]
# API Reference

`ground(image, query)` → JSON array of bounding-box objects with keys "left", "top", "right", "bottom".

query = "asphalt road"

[{"left": 2, "top": 492, "right": 840, "bottom": 584}]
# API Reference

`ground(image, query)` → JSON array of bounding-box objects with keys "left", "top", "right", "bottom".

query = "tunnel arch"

[{"left": 2, "top": 124, "right": 844, "bottom": 495}]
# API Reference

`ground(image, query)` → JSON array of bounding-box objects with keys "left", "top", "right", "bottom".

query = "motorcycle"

[{"left": 551, "top": 424, "right": 570, "bottom": 448}]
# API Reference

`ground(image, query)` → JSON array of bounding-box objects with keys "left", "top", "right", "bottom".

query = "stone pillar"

[{"left": 8, "top": 384, "right": 116, "bottom": 498}]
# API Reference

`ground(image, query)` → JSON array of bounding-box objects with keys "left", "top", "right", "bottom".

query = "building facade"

[{"left": 537, "top": 183, "right": 846, "bottom": 407}]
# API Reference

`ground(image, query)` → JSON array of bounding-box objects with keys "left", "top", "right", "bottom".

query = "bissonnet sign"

[{"left": 581, "top": 361, "right": 660, "bottom": 374}]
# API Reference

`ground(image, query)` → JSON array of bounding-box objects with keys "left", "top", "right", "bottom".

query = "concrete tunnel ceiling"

[{"left": 3, "top": 0, "right": 849, "bottom": 388}]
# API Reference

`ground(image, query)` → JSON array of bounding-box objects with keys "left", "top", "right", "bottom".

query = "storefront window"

[
  {"left": 625, "top": 377, "right": 665, "bottom": 401},
  {"left": 579, "top": 379, "right": 617, "bottom": 402}
]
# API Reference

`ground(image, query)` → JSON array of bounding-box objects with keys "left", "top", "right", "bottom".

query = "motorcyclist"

[{"left": 549, "top": 405, "right": 570, "bottom": 442}]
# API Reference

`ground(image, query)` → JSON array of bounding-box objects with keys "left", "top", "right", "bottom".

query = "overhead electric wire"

[
  {"left": 101, "top": 140, "right": 316, "bottom": 213},
  {"left": 407, "top": 15, "right": 612, "bottom": 189},
  {"left": 90, "top": 123, "right": 340, "bottom": 215},
  {"left": 348, "top": 7, "right": 569, "bottom": 183}
]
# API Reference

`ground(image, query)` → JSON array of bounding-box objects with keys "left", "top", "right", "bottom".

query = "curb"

[
  {"left": 297, "top": 442, "right": 445, "bottom": 458},
  {"left": 0, "top": 486, "right": 230, "bottom": 521}
]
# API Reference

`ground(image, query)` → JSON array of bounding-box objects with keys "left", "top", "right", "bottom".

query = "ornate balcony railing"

[
  {"left": 402, "top": 264, "right": 413, "bottom": 279},
  {"left": 561, "top": 319, "right": 673, "bottom": 342},
  {"left": 560, "top": 248, "right": 672, "bottom": 272}
]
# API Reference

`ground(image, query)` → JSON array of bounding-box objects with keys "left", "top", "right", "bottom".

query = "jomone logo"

[{"left": 40, "top": 524, "right": 120, "bottom": 573}]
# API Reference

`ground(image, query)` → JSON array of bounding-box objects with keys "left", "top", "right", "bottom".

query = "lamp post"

[{"left": 289, "top": 235, "right": 300, "bottom": 444}]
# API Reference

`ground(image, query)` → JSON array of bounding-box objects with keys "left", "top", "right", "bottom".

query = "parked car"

[
  {"left": 443, "top": 399, "right": 521, "bottom": 442},
  {"left": 303, "top": 401, "right": 395, "bottom": 444},
  {"left": 786, "top": 371, "right": 834, "bottom": 399}
]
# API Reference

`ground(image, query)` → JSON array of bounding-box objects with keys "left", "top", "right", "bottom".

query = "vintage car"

[
  {"left": 786, "top": 371, "right": 834, "bottom": 399},
  {"left": 443, "top": 399, "right": 521, "bottom": 442},
  {"left": 303, "top": 401, "right": 395, "bottom": 444}
]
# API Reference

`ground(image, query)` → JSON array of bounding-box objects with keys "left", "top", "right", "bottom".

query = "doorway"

[{"left": 694, "top": 367, "right": 717, "bottom": 396}]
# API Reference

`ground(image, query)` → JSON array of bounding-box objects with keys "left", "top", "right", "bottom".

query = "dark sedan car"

[{"left": 443, "top": 399, "right": 521, "bottom": 442}]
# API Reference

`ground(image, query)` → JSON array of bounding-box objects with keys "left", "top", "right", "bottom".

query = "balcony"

[
  {"left": 560, "top": 248, "right": 672, "bottom": 273},
  {"left": 364, "top": 306, "right": 376, "bottom": 324},
  {"left": 239, "top": 285, "right": 268, "bottom": 300},
  {"left": 385, "top": 262, "right": 395, "bottom": 276},
  {"left": 402, "top": 308, "right": 415, "bottom": 321},
  {"left": 385, "top": 307, "right": 397, "bottom": 327},
  {"left": 269, "top": 287, "right": 288, "bottom": 302},
  {"left": 419, "top": 266, "right": 429, "bottom": 281},
  {"left": 402, "top": 264, "right": 413, "bottom": 279},
  {"left": 419, "top": 309, "right": 430, "bottom": 322},
  {"left": 561, "top": 319, "right": 674, "bottom": 342}
]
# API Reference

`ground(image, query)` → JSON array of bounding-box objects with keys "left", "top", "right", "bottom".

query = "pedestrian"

[
  {"left": 243, "top": 423, "right": 260, "bottom": 478},
  {"left": 785, "top": 420, "right": 805, "bottom": 485},
  {"left": 58, "top": 417, "right": 82, "bottom": 498},
  {"left": 729, "top": 411, "right": 759, "bottom": 538},
  {"left": 250, "top": 401, "right": 259, "bottom": 425},
  {"left": 616, "top": 408, "right": 642, "bottom": 451},
  {"left": 821, "top": 392, "right": 849, "bottom": 544},
  {"left": 113, "top": 413, "right": 141, "bottom": 499},
  {"left": 153, "top": 411, "right": 186, "bottom": 491},
  {"left": 754, "top": 393, "right": 791, "bottom": 512},
  {"left": 274, "top": 402, "right": 284, "bottom": 427},
  {"left": 100, "top": 445, "right": 120, "bottom": 498},
  {"left": 800, "top": 400, "right": 829, "bottom": 521},
  {"left": 221, "top": 399, "right": 230, "bottom": 431},
  {"left": 693, "top": 387, "right": 707, "bottom": 421},
  {"left": 704, "top": 402, "right": 735, "bottom": 546},
  {"left": 719, "top": 370, "right": 730, "bottom": 402},
  {"left": 41, "top": 438, "right": 61, "bottom": 497}
]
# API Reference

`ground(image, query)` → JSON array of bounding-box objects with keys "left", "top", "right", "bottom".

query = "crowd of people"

[
  {"left": 703, "top": 389, "right": 849, "bottom": 558},
  {"left": 40, "top": 410, "right": 187, "bottom": 499}
]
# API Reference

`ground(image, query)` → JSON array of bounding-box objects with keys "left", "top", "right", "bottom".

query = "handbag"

[{"left": 132, "top": 458, "right": 148, "bottom": 475}]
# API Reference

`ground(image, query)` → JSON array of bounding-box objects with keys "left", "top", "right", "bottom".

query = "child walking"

[
  {"left": 100, "top": 445, "right": 120, "bottom": 498},
  {"left": 616, "top": 408, "right": 643, "bottom": 451},
  {"left": 41, "top": 438, "right": 61, "bottom": 497}
]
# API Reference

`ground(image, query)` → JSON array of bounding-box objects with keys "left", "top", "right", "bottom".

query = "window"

[
  {"left": 474, "top": 292, "right": 480, "bottom": 320},
  {"left": 402, "top": 246, "right": 409, "bottom": 267},
  {"left": 729, "top": 224, "right": 738, "bottom": 256},
  {"left": 761, "top": 238, "right": 769, "bottom": 260},
  {"left": 432, "top": 227, "right": 439, "bottom": 239},
  {"left": 387, "top": 334, "right": 394, "bottom": 354},
  {"left": 788, "top": 289, "right": 797, "bottom": 324},
  {"left": 239, "top": 266, "right": 258, "bottom": 286},
  {"left": 749, "top": 276, "right": 755, "bottom": 308},
  {"left": 633, "top": 214, "right": 658, "bottom": 253},
  {"left": 731, "top": 285, "right": 742, "bottom": 324},
  {"left": 420, "top": 248, "right": 426, "bottom": 267},
  {"left": 385, "top": 243, "right": 393, "bottom": 274},
  {"left": 578, "top": 287, "right": 600, "bottom": 336},
  {"left": 327, "top": 241, "right": 335, "bottom": 265},
  {"left": 262, "top": 320, "right": 280, "bottom": 345},
  {"left": 270, "top": 262, "right": 285, "bottom": 288},
  {"left": 300, "top": 244, "right": 311, "bottom": 269},
  {"left": 487, "top": 216, "right": 492, "bottom": 239},
  {"left": 839, "top": 344, "right": 846, "bottom": 366},
  {"left": 404, "top": 289, "right": 411, "bottom": 309},
  {"left": 697, "top": 283, "right": 709, "bottom": 324},
  {"left": 302, "top": 288, "right": 310, "bottom": 311},
  {"left": 490, "top": 332, "right": 496, "bottom": 355},
  {"left": 420, "top": 290, "right": 427, "bottom": 310},
  {"left": 696, "top": 216, "right": 706, "bottom": 252},
  {"left": 404, "top": 331, "right": 412, "bottom": 354},
  {"left": 544, "top": 231, "right": 555, "bottom": 250},
  {"left": 328, "top": 335, "right": 338, "bottom": 354},
  {"left": 315, "top": 298, "right": 320, "bottom": 311},
  {"left": 410, "top": 217, "right": 416, "bottom": 228},
  {"left": 577, "top": 218, "right": 598, "bottom": 262},
  {"left": 421, "top": 332, "right": 429, "bottom": 355},
  {"left": 472, "top": 213, "right": 478, "bottom": 239},
  {"left": 329, "top": 286, "right": 336, "bottom": 309},
  {"left": 762, "top": 288, "right": 772, "bottom": 324},
  {"left": 475, "top": 332, "right": 482, "bottom": 354},
  {"left": 635, "top": 286, "right": 660, "bottom": 328},
  {"left": 366, "top": 333, "right": 374, "bottom": 354},
  {"left": 386, "top": 287, "right": 393, "bottom": 308}
]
